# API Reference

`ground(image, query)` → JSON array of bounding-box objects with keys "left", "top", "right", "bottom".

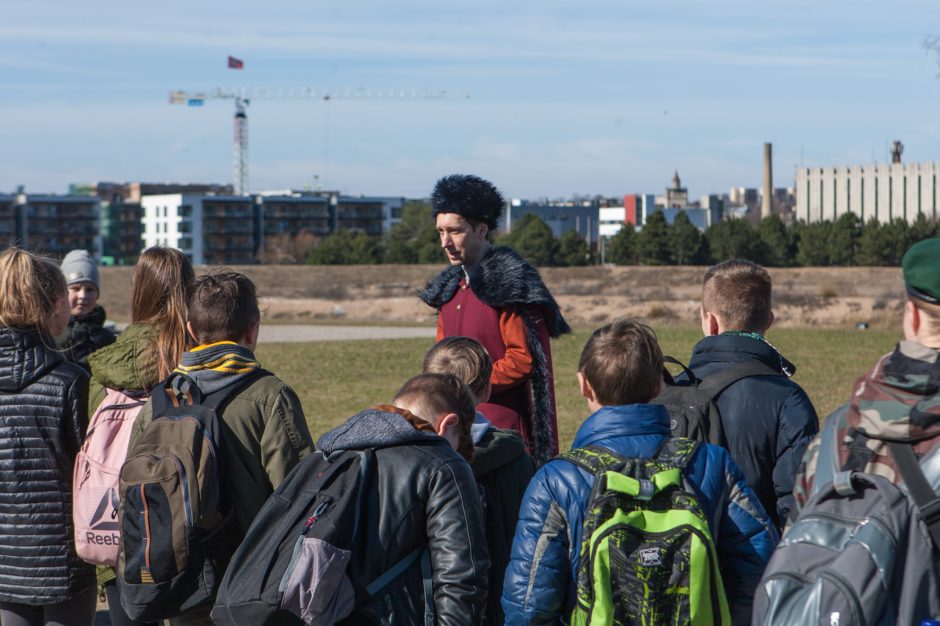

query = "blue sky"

[{"left": 3, "top": 1, "right": 940, "bottom": 199}]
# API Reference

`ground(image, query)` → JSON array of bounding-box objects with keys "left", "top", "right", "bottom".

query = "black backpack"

[
  {"left": 211, "top": 448, "right": 433, "bottom": 626},
  {"left": 653, "top": 356, "right": 783, "bottom": 447},
  {"left": 117, "top": 371, "right": 264, "bottom": 622}
]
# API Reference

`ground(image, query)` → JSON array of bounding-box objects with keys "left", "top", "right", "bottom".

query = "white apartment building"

[
  {"left": 141, "top": 194, "right": 256, "bottom": 265},
  {"left": 795, "top": 162, "right": 940, "bottom": 224}
]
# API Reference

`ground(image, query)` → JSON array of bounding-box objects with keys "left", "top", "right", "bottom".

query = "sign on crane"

[{"left": 168, "top": 87, "right": 469, "bottom": 195}]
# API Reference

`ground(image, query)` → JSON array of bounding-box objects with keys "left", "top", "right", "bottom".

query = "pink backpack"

[{"left": 73, "top": 387, "right": 146, "bottom": 566}]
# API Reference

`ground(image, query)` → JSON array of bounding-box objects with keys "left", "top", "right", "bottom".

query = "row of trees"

[{"left": 307, "top": 201, "right": 940, "bottom": 267}]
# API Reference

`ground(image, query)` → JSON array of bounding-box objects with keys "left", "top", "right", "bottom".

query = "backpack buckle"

[
  {"left": 635, "top": 479, "right": 655, "bottom": 501},
  {"left": 833, "top": 471, "right": 856, "bottom": 496}
]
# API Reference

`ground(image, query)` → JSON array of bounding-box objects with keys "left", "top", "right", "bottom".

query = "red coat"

[
  {"left": 421, "top": 246, "right": 570, "bottom": 465},
  {"left": 436, "top": 279, "right": 556, "bottom": 456}
]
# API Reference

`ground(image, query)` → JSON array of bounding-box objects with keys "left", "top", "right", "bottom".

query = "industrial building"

[
  {"left": 796, "top": 161, "right": 940, "bottom": 224},
  {"left": 505, "top": 198, "right": 611, "bottom": 244}
]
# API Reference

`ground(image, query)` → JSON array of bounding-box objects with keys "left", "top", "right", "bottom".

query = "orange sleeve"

[
  {"left": 490, "top": 308, "right": 533, "bottom": 392},
  {"left": 435, "top": 313, "right": 444, "bottom": 342}
]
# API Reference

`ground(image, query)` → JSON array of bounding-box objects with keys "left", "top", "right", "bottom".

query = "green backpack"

[{"left": 561, "top": 438, "right": 731, "bottom": 626}]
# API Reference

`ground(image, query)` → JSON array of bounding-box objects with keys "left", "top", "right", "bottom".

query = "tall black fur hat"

[{"left": 431, "top": 174, "right": 504, "bottom": 229}]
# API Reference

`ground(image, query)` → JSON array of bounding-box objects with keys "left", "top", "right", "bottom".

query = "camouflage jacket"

[{"left": 794, "top": 340, "right": 940, "bottom": 511}]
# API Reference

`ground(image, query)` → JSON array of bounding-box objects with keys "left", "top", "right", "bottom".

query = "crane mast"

[{"left": 169, "top": 87, "right": 468, "bottom": 195}]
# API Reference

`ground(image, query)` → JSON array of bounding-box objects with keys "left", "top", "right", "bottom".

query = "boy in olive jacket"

[
  {"left": 130, "top": 271, "right": 315, "bottom": 626},
  {"left": 424, "top": 336, "right": 535, "bottom": 625}
]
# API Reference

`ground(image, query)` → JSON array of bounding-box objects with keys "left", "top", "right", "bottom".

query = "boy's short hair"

[
  {"left": 188, "top": 271, "right": 260, "bottom": 344},
  {"left": 422, "top": 336, "right": 492, "bottom": 402},
  {"left": 702, "top": 259, "right": 773, "bottom": 332},
  {"left": 394, "top": 373, "right": 476, "bottom": 460},
  {"left": 578, "top": 319, "right": 663, "bottom": 406}
]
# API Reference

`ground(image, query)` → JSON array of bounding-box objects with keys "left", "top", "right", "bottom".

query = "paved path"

[{"left": 259, "top": 324, "right": 437, "bottom": 343}]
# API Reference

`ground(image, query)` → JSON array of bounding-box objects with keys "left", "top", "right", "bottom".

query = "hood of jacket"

[
  {"left": 850, "top": 340, "right": 940, "bottom": 443},
  {"left": 174, "top": 341, "right": 262, "bottom": 397},
  {"left": 0, "top": 328, "right": 62, "bottom": 392},
  {"left": 87, "top": 322, "right": 159, "bottom": 393},
  {"left": 318, "top": 406, "right": 447, "bottom": 454},
  {"left": 472, "top": 426, "right": 528, "bottom": 478},
  {"left": 689, "top": 333, "right": 796, "bottom": 377},
  {"left": 571, "top": 403, "right": 672, "bottom": 451}
]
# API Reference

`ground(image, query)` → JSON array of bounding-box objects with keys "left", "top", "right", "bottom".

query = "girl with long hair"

[{"left": 85, "top": 247, "right": 195, "bottom": 626}]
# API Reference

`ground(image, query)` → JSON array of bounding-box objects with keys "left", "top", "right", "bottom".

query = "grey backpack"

[{"left": 753, "top": 417, "right": 940, "bottom": 626}]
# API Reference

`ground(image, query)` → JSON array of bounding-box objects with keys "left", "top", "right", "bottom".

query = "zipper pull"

[{"left": 302, "top": 500, "right": 330, "bottom": 532}]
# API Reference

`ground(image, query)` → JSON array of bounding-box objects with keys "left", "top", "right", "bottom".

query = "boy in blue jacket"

[{"left": 501, "top": 319, "right": 777, "bottom": 625}]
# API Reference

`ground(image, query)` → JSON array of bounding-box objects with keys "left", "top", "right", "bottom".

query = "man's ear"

[
  {"left": 436, "top": 412, "right": 458, "bottom": 437},
  {"left": 578, "top": 371, "right": 595, "bottom": 403},
  {"left": 243, "top": 318, "right": 260, "bottom": 350},
  {"left": 765, "top": 309, "right": 776, "bottom": 332},
  {"left": 186, "top": 321, "right": 200, "bottom": 345},
  {"left": 476, "top": 222, "right": 489, "bottom": 240},
  {"left": 702, "top": 310, "right": 721, "bottom": 336}
]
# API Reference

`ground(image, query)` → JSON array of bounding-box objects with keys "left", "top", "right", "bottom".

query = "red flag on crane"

[{"left": 227, "top": 56, "right": 244, "bottom": 69}]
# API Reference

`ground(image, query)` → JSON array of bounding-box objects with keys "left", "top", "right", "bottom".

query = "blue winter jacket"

[
  {"left": 501, "top": 403, "right": 778, "bottom": 626},
  {"left": 687, "top": 334, "right": 819, "bottom": 530}
]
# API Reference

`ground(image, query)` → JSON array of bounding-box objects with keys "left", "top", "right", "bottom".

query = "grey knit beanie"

[{"left": 60, "top": 249, "right": 100, "bottom": 291}]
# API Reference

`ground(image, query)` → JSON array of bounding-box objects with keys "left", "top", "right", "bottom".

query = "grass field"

[{"left": 255, "top": 326, "right": 901, "bottom": 448}]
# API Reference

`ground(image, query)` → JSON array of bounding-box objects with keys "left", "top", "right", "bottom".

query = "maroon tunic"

[{"left": 439, "top": 280, "right": 558, "bottom": 456}]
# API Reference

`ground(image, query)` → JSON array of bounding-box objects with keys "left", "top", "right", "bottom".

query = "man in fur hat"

[{"left": 419, "top": 174, "right": 570, "bottom": 466}]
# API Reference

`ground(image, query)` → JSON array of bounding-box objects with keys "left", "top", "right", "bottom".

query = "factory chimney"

[{"left": 761, "top": 142, "right": 773, "bottom": 220}]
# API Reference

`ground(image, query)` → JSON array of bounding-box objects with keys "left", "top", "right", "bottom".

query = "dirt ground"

[{"left": 99, "top": 264, "right": 906, "bottom": 329}]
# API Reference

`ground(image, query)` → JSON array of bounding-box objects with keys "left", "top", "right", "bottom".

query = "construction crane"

[{"left": 169, "top": 87, "right": 469, "bottom": 194}]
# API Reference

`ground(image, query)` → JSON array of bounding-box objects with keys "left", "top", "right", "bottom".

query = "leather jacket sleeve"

[{"left": 425, "top": 457, "right": 490, "bottom": 625}]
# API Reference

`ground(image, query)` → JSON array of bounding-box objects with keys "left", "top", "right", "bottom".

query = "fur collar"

[{"left": 419, "top": 246, "right": 571, "bottom": 338}]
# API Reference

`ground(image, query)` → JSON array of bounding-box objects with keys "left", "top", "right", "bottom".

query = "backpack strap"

[
  {"left": 653, "top": 437, "right": 701, "bottom": 471},
  {"left": 559, "top": 446, "right": 627, "bottom": 475},
  {"left": 888, "top": 441, "right": 940, "bottom": 550},
  {"left": 812, "top": 405, "right": 848, "bottom": 496},
  {"left": 696, "top": 360, "right": 784, "bottom": 400},
  {"left": 365, "top": 546, "right": 435, "bottom": 625},
  {"left": 662, "top": 355, "right": 695, "bottom": 385}
]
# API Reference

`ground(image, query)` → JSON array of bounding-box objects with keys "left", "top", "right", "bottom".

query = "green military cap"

[{"left": 903, "top": 238, "right": 940, "bottom": 304}]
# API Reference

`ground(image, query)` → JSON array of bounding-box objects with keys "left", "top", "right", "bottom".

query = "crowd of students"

[{"left": 0, "top": 231, "right": 938, "bottom": 625}]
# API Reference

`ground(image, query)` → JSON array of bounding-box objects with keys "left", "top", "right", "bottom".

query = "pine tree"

[
  {"left": 607, "top": 224, "right": 638, "bottom": 265},
  {"left": 499, "top": 213, "right": 560, "bottom": 266},
  {"left": 667, "top": 211, "right": 706, "bottom": 265},
  {"left": 706, "top": 219, "right": 763, "bottom": 263},
  {"left": 558, "top": 229, "right": 592, "bottom": 266},
  {"left": 757, "top": 214, "right": 794, "bottom": 266},
  {"left": 637, "top": 210, "right": 671, "bottom": 265}
]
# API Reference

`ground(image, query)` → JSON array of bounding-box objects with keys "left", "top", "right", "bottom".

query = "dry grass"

[{"left": 255, "top": 325, "right": 899, "bottom": 450}]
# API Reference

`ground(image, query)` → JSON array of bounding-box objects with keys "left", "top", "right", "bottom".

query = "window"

[
  {"left": 179, "top": 237, "right": 193, "bottom": 249},
  {"left": 180, "top": 205, "right": 193, "bottom": 217}
]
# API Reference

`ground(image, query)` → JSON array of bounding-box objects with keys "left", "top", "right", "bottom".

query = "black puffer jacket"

[
  {"left": 687, "top": 333, "right": 819, "bottom": 530},
  {"left": 0, "top": 327, "right": 95, "bottom": 604},
  {"left": 317, "top": 406, "right": 489, "bottom": 625}
]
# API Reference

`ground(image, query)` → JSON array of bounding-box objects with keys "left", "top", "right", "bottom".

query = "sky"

[{"left": 3, "top": 1, "right": 940, "bottom": 200}]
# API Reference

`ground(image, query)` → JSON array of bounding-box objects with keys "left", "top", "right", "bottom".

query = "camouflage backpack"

[{"left": 561, "top": 439, "right": 730, "bottom": 626}]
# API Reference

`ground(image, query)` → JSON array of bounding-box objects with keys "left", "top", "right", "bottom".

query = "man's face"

[
  {"left": 436, "top": 212, "right": 488, "bottom": 267},
  {"left": 67, "top": 281, "right": 99, "bottom": 317}
]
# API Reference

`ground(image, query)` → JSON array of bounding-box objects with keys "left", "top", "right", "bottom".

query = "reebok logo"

[
  {"left": 639, "top": 547, "right": 662, "bottom": 566},
  {"left": 89, "top": 488, "right": 120, "bottom": 531}
]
